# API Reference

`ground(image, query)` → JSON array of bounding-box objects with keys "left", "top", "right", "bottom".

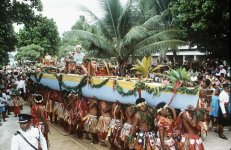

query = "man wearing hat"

[
  {"left": 11, "top": 114, "right": 47, "bottom": 150},
  {"left": 73, "top": 44, "right": 88, "bottom": 75},
  {"left": 31, "top": 94, "right": 49, "bottom": 145},
  {"left": 217, "top": 83, "right": 230, "bottom": 140}
]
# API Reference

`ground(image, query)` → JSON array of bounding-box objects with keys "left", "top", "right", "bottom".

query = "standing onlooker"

[
  {"left": 16, "top": 76, "right": 26, "bottom": 100},
  {"left": 12, "top": 94, "right": 21, "bottom": 117},
  {"left": 219, "top": 65, "right": 227, "bottom": 77},
  {"left": 217, "top": 83, "right": 230, "bottom": 140},
  {"left": 209, "top": 88, "right": 220, "bottom": 130},
  {"left": 0, "top": 93, "right": 7, "bottom": 122}
]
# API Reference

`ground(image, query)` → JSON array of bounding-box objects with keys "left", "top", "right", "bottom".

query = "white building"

[{"left": 151, "top": 45, "right": 205, "bottom": 64}]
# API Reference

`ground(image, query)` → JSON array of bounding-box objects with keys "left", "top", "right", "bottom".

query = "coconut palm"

[{"left": 68, "top": 0, "right": 187, "bottom": 65}]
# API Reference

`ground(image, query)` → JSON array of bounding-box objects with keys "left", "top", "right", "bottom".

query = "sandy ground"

[{"left": 0, "top": 104, "right": 230, "bottom": 150}]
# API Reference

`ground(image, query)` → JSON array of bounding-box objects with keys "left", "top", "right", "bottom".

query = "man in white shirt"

[
  {"left": 219, "top": 65, "right": 227, "bottom": 76},
  {"left": 16, "top": 77, "right": 26, "bottom": 99},
  {"left": 11, "top": 114, "right": 48, "bottom": 150},
  {"left": 218, "top": 84, "right": 230, "bottom": 140},
  {"left": 73, "top": 45, "right": 88, "bottom": 74}
]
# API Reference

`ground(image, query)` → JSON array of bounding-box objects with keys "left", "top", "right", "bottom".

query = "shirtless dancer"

[
  {"left": 31, "top": 94, "right": 49, "bottom": 145},
  {"left": 175, "top": 105, "right": 204, "bottom": 150},
  {"left": 120, "top": 105, "right": 136, "bottom": 150},
  {"left": 107, "top": 102, "right": 123, "bottom": 150},
  {"left": 96, "top": 100, "right": 111, "bottom": 147},
  {"left": 83, "top": 98, "right": 99, "bottom": 144},
  {"left": 129, "top": 97, "right": 156, "bottom": 150}
]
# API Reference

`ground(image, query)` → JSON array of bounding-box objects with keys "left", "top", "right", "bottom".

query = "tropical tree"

[
  {"left": 0, "top": 0, "right": 42, "bottom": 66},
  {"left": 170, "top": 0, "right": 229, "bottom": 59},
  {"left": 15, "top": 44, "right": 44, "bottom": 61},
  {"left": 17, "top": 16, "right": 61, "bottom": 55},
  {"left": 60, "top": 16, "right": 98, "bottom": 59},
  {"left": 67, "top": 0, "right": 187, "bottom": 66}
]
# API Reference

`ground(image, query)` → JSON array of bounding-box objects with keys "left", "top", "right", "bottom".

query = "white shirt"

[
  {"left": 219, "top": 90, "right": 229, "bottom": 114},
  {"left": 44, "top": 55, "right": 51, "bottom": 60},
  {"left": 219, "top": 68, "right": 227, "bottom": 76},
  {"left": 11, "top": 126, "right": 47, "bottom": 150},
  {"left": 74, "top": 52, "right": 85, "bottom": 65},
  {"left": 16, "top": 80, "right": 26, "bottom": 93}
]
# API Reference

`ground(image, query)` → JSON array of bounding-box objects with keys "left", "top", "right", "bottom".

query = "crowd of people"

[{"left": 0, "top": 46, "right": 231, "bottom": 150}]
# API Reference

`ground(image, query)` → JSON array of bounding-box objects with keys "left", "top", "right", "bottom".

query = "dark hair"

[
  {"left": 156, "top": 102, "right": 166, "bottom": 110},
  {"left": 205, "top": 79, "right": 211, "bottom": 86},
  {"left": 135, "top": 97, "right": 145, "bottom": 105}
]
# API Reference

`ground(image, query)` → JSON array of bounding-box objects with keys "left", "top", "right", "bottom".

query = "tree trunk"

[{"left": 172, "top": 50, "right": 177, "bottom": 63}]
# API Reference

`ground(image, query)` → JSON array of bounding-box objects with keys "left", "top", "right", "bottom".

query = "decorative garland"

[
  {"left": 115, "top": 80, "right": 138, "bottom": 96},
  {"left": 91, "top": 78, "right": 110, "bottom": 88},
  {"left": 28, "top": 73, "right": 199, "bottom": 97},
  {"left": 194, "top": 108, "right": 207, "bottom": 121}
]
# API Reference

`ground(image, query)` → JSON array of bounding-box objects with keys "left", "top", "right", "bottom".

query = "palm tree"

[{"left": 68, "top": 0, "right": 187, "bottom": 65}]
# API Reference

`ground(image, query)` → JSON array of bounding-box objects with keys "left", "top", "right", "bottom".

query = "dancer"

[
  {"left": 31, "top": 94, "right": 49, "bottom": 146},
  {"left": 129, "top": 97, "right": 156, "bottom": 150}
]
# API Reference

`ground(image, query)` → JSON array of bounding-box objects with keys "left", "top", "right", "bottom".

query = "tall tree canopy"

[
  {"left": 0, "top": 0, "right": 43, "bottom": 66},
  {"left": 15, "top": 44, "right": 44, "bottom": 61},
  {"left": 170, "top": 0, "right": 229, "bottom": 59},
  {"left": 68, "top": 0, "right": 186, "bottom": 65},
  {"left": 17, "top": 16, "right": 61, "bottom": 55}
]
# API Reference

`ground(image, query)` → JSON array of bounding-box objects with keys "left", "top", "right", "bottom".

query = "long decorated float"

[{"left": 28, "top": 72, "right": 199, "bottom": 109}]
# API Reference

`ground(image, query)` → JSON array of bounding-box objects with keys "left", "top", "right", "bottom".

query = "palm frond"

[
  {"left": 152, "top": 64, "right": 167, "bottom": 72},
  {"left": 117, "top": 0, "right": 134, "bottom": 39},
  {"left": 135, "top": 29, "right": 185, "bottom": 49},
  {"left": 79, "top": 5, "right": 113, "bottom": 41},
  {"left": 122, "top": 26, "right": 148, "bottom": 45},
  {"left": 100, "top": 0, "right": 123, "bottom": 40},
  {"left": 68, "top": 30, "right": 111, "bottom": 50},
  {"left": 131, "top": 56, "right": 152, "bottom": 78},
  {"left": 142, "top": 15, "right": 164, "bottom": 30},
  {"left": 134, "top": 39, "right": 187, "bottom": 56},
  {"left": 166, "top": 67, "right": 191, "bottom": 83}
]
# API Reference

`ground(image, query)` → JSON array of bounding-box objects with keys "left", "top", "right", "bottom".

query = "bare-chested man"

[
  {"left": 129, "top": 97, "right": 156, "bottom": 150},
  {"left": 31, "top": 94, "right": 49, "bottom": 146},
  {"left": 83, "top": 97, "right": 99, "bottom": 144},
  {"left": 120, "top": 105, "right": 136, "bottom": 150},
  {"left": 96, "top": 100, "right": 111, "bottom": 147},
  {"left": 175, "top": 105, "right": 204, "bottom": 150},
  {"left": 107, "top": 102, "right": 123, "bottom": 150}
]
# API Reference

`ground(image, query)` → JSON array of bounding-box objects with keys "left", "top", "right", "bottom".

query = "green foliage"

[
  {"left": 60, "top": 18, "right": 98, "bottom": 58},
  {"left": 0, "top": 0, "right": 42, "bottom": 66},
  {"left": 68, "top": 0, "right": 187, "bottom": 64},
  {"left": 16, "top": 44, "right": 44, "bottom": 61},
  {"left": 166, "top": 67, "right": 191, "bottom": 84},
  {"left": 170, "top": 0, "right": 229, "bottom": 59},
  {"left": 131, "top": 56, "right": 152, "bottom": 78},
  {"left": 17, "top": 16, "right": 61, "bottom": 55}
]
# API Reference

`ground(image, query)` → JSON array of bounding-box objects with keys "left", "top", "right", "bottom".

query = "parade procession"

[{"left": 0, "top": 0, "right": 230, "bottom": 150}]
